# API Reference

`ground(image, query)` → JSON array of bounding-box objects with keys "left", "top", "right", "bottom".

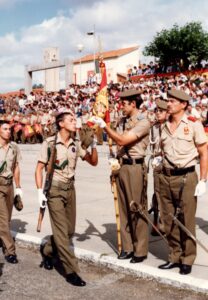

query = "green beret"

[
  {"left": 119, "top": 89, "right": 141, "bottom": 100},
  {"left": 156, "top": 100, "right": 168, "bottom": 110},
  {"left": 167, "top": 89, "right": 190, "bottom": 102}
]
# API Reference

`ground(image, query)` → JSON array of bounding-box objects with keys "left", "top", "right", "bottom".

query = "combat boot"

[{"left": 40, "top": 244, "right": 53, "bottom": 270}]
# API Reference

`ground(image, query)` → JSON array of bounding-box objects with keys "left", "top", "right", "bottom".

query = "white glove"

[
  {"left": 89, "top": 116, "right": 106, "bottom": 128},
  {"left": 152, "top": 156, "right": 162, "bottom": 168},
  {"left": 91, "top": 137, "right": 97, "bottom": 149},
  {"left": 194, "top": 180, "right": 206, "bottom": 197},
  {"left": 15, "top": 188, "right": 23, "bottom": 198},
  {"left": 108, "top": 158, "right": 120, "bottom": 171},
  {"left": 38, "top": 189, "right": 47, "bottom": 208}
]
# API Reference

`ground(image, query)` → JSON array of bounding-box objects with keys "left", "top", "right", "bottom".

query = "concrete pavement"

[{"left": 8, "top": 144, "right": 208, "bottom": 294}]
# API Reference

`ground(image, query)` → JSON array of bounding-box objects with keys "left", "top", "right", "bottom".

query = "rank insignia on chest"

[
  {"left": 71, "top": 147, "right": 76, "bottom": 153},
  {"left": 184, "top": 126, "right": 189, "bottom": 135}
]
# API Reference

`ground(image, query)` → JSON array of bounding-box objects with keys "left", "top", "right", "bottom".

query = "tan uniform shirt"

[
  {"left": 118, "top": 113, "right": 150, "bottom": 159},
  {"left": 0, "top": 142, "right": 21, "bottom": 178},
  {"left": 161, "top": 114, "right": 207, "bottom": 168},
  {"left": 38, "top": 133, "right": 87, "bottom": 183}
]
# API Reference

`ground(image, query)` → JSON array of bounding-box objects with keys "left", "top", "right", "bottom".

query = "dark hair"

[
  {"left": 135, "top": 95, "right": 143, "bottom": 109},
  {"left": 56, "top": 114, "right": 65, "bottom": 130},
  {"left": 0, "top": 120, "right": 10, "bottom": 127},
  {"left": 127, "top": 95, "right": 143, "bottom": 109},
  {"left": 55, "top": 112, "right": 73, "bottom": 130},
  {"left": 179, "top": 100, "right": 189, "bottom": 110}
]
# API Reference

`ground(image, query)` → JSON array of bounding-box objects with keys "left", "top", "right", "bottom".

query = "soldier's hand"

[
  {"left": 91, "top": 137, "right": 97, "bottom": 149},
  {"left": 88, "top": 116, "right": 106, "bottom": 128},
  {"left": 15, "top": 188, "right": 23, "bottom": 198},
  {"left": 194, "top": 180, "right": 206, "bottom": 197},
  {"left": 38, "top": 189, "right": 47, "bottom": 208},
  {"left": 152, "top": 156, "right": 162, "bottom": 168}
]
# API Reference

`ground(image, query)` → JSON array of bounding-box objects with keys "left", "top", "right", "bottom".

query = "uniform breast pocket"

[{"left": 176, "top": 135, "right": 193, "bottom": 154}]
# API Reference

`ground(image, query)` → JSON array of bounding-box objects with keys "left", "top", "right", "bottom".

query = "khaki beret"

[
  {"left": 119, "top": 89, "right": 141, "bottom": 99},
  {"left": 167, "top": 89, "right": 190, "bottom": 102},
  {"left": 156, "top": 100, "right": 168, "bottom": 111}
]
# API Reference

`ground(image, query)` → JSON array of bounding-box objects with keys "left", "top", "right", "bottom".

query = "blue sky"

[
  {"left": 0, "top": 0, "right": 61, "bottom": 35},
  {"left": 0, "top": 0, "right": 207, "bottom": 92},
  {"left": 0, "top": 0, "right": 97, "bottom": 35}
]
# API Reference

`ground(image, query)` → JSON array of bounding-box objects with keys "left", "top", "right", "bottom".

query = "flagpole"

[{"left": 87, "top": 24, "right": 96, "bottom": 79}]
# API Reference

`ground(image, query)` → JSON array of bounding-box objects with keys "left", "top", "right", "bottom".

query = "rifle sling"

[{"left": 44, "top": 132, "right": 58, "bottom": 196}]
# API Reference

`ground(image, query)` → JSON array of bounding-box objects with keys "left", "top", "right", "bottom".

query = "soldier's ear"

[
  {"left": 132, "top": 100, "right": 136, "bottom": 108},
  {"left": 59, "top": 120, "right": 65, "bottom": 129}
]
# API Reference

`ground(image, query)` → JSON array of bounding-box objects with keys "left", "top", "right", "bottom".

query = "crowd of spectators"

[
  {"left": 0, "top": 70, "right": 208, "bottom": 144},
  {"left": 128, "top": 61, "right": 208, "bottom": 77}
]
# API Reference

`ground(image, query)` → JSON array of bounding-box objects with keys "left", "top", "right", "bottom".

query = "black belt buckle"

[{"left": 122, "top": 158, "right": 132, "bottom": 165}]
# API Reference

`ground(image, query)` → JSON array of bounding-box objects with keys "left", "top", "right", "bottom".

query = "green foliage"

[
  {"left": 143, "top": 22, "right": 208, "bottom": 70},
  {"left": 32, "top": 83, "right": 44, "bottom": 89}
]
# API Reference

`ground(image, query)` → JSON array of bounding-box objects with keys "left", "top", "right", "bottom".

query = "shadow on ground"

[
  {"left": 74, "top": 219, "right": 118, "bottom": 253},
  {"left": 11, "top": 219, "right": 28, "bottom": 234},
  {"left": 196, "top": 217, "right": 208, "bottom": 235}
]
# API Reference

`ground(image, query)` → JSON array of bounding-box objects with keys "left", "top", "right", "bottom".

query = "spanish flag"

[{"left": 93, "top": 59, "right": 110, "bottom": 123}]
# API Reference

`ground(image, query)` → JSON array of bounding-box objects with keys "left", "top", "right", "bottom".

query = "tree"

[
  {"left": 32, "top": 83, "right": 44, "bottom": 89},
  {"left": 143, "top": 22, "right": 208, "bottom": 71}
]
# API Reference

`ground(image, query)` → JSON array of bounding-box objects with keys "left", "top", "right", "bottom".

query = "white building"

[
  {"left": 44, "top": 47, "right": 60, "bottom": 92},
  {"left": 73, "top": 46, "right": 139, "bottom": 84}
]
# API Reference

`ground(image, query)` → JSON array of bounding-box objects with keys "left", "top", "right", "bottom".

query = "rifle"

[{"left": 36, "top": 132, "right": 58, "bottom": 232}]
